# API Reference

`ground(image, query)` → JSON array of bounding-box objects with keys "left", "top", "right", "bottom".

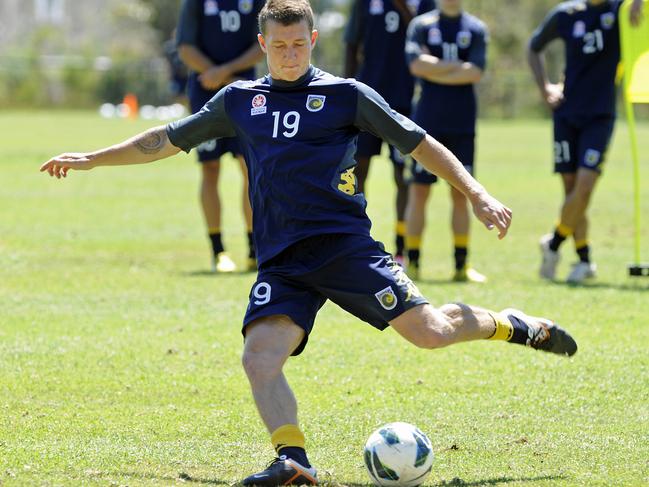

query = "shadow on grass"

[
  {"left": 322, "top": 474, "right": 565, "bottom": 486},
  {"left": 113, "top": 471, "right": 230, "bottom": 485},
  {"left": 557, "top": 280, "right": 649, "bottom": 292}
]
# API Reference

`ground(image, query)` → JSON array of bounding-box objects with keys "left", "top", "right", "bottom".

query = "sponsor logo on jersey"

[
  {"left": 204, "top": 0, "right": 219, "bottom": 15},
  {"left": 601, "top": 12, "right": 615, "bottom": 29},
  {"left": 369, "top": 0, "right": 384, "bottom": 15},
  {"left": 584, "top": 149, "right": 601, "bottom": 167},
  {"left": 427, "top": 27, "right": 442, "bottom": 45},
  {"left": 239, "top": 0, "right": 253, "bottom": 14},
  {"left": 375, "top": 286, "right": 398, "bottom": 310},
  {"left": 457, "top": 30, "right": 472, "bottom": 48},
  {"left": 306, "top": 94, "right": 326, "bottom": 112},
  {"left": 572, "top": 20, "right": 586, "bottom": 38},
  {"left": 250, "top": 94, "right": 267, "bottom": 116}
]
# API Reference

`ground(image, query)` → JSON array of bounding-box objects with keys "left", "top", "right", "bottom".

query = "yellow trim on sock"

[
  {"left": 556, "top": 223, "right": 573, "bottom": 238},
  {"left": 208, "top": 227, "right": 221, "bottom": 235},
  {"left": 487, "top": 313, "right": 514, "bottom": 341},
  {"left": 395, "top": 221, "right": 406, "bottom": 237},
  {"left": 406, "top": 235, "right": 421, "bottom": 250},
  {"left": 454, "top": 234, "right": 469, "bottom": 248},
  {"left": 271, "top": 424, "right": 305, "bottom": 453},
  {"left": 574, "top": 239, "right": 588, "bottom": 250}
]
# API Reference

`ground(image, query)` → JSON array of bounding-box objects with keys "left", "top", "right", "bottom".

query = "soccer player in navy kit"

[
  {"left": 404, "top": 0, "right": 488, "bottom": 282},
  {"left": 344, "top": 0, "right": 435, "bottom": 264},
  {"left": 41, "top": 0, "right": 578, "bottom": 483},
  {"left": 177, "top": 0, "right": 265, "bottom": 272},
  {"left": 528, "top": 0, "right": 644, "bottom": 283}
]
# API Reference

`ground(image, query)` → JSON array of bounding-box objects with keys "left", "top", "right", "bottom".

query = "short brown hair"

[{"left": 258, "top": 0, "right": 315, "bottom": 34}]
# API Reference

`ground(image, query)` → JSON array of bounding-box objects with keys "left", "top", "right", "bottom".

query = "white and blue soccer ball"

[{"left": 364, "top": 422, "right": 434, "bottom": 487}]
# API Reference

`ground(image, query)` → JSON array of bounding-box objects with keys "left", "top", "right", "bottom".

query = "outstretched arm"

[
  {"left": 410, "top": 135, "right": 512, "bottom": 238},
  {"left": 40, "top": 126, "right": 181, "bottom": 178}
]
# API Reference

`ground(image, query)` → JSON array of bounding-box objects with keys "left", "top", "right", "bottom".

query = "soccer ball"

[{"left": 363, "top": 422, "right": 434, "bottom": 487}]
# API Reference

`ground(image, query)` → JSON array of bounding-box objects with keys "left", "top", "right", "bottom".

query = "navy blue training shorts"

[
  {"left": 411, "top": 133, "right": 475, "bottom": 185},
  {"left": 553, "top": 114, "right": 615, "bottom": 174},
  {"left": 188, "top": 76, "right": 242, "bottom": 162},
  {"left": 356, "top": 106, "right": 411, "bottom": 166},
  {"left": 242, "top": 234, "right": 428, "bottom": 355}
]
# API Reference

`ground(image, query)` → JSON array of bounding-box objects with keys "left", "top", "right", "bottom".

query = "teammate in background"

[
  {"left": 344, "top": 0, "right": 435, "bottom": 264},
  {"left": 163, "top": 29, "right": 189, "bottom": 106},
  {"left": 177, "top": 0, "right": 265, "bottom": 272},
  {"left": 528, "top": 0, "right": 644, "bottom": 283},
  {"left": 41, "top": 0, "right": 578, "bottom": 483},
  {"left": 404, "top": 0, "right": 488, "bottom": 282}
]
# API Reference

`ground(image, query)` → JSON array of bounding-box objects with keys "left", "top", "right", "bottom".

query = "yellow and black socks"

[
  {"left": 208, "top": 228, "right": 224, "bottom": 255},
  {"left": 395, "top": 221, "right": 406, "bottom": 258},
  {"left": 575, "top": 239, "right": 590, "bottom": 263},
  {"left": 549, "top": 223, "right": 573, "bottom": 252},
  {"left": 488, "top": 312, "right": 532, "bottom": 346},
  {"left": 271, "top": 424, "right": 311, "bottom": 467},
  {"left": 406, "top": 235, "right": 421, "bottom": 267},
  {"left": 454, "top": 234, "right": 469, "bottom": 271}
]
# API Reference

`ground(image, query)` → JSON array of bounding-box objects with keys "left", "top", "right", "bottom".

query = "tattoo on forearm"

[{"left": 134, "top": 129, "right": 165, "bottom": 154}]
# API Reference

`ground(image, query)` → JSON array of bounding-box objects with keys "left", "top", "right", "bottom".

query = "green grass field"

[{"left": 1, "top": 111, "right": 648, "bottom": 486}]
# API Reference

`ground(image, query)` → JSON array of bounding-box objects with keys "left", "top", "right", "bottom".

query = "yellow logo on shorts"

[{"left": 375, "top": 286, "right": 398, "bottom": 310}]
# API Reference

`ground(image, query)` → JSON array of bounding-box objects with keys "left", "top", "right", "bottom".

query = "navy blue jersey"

[
  {"left": 176, "top": 0, "right": 264, "bottom": 79},
  {"left": 529, "top": 0, "right": 622, "bottom": 117},
  {"left": 405, "top": 10, "right": 488, "bottom": 134},
  {"left": 167, "top": 66, "right": 426, "bottom": 265},
  {"left": 345, "top": 0, "right": 435, "bottom": 109}
]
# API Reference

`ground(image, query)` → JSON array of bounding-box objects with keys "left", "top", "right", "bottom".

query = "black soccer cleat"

[
  {"left": 502, "top": 308, "right": 578, "bottom": 357},
  {"left": 242, "top": 456, "right": 318, "bottom": 486}
]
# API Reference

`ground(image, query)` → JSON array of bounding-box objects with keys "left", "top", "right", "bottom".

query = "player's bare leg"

[
  {"left": 201, "top": 160, "right": 236, "bottom": 273},
  {"left": 541, "top": 169, "right": 598, "bottom": 280},
  {"left": 393, "top": 163, "right": 408, "bottom": 264},
  {"left": 559, "top": 173, "right": 596, "bottom": 283},
  {"left": 450, "top": 185, "right": 485, "bottom": 282},
  {"left": 355, "top": 156, "right": 371, "bottom": 194},
  {"left": 405, "top": 182, "right": 430, "bottom": 279},
  {"left": 242, "top": 315, "right": 317, "bottom": 485},
  {"left": 238, "top": 155, "right": 257, "bottom": 271},
  {"left": 390, "top": 303, "right": 577, "bottom": 356}
]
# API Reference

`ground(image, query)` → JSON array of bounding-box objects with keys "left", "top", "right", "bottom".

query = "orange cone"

[{"left": 123, "top": 93, "right": 139, "bottom": 120}]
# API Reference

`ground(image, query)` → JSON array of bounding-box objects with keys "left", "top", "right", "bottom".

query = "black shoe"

[
  {"left": 502, "top": 308, "right": 578, "bottom": 357},
  {"left": 242, "top": 456, "right": 318, "bottom": 486}
]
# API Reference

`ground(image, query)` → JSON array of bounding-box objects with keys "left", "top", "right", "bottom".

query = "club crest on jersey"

[
  {"left": 306, "top": 94, "right": 326, "bottom": 112},
  {"left": 572, "top": 20, "right": 586, "bottom": 38},
  {"left": 239, "top": 0, "right": 253, "bottom": 14},
  {"left": 601, "top": 12, "right": 615, "bottom": 29},
  {"left": 250, "top": 94, "right": 267, "bottom": 116},
  {"left": 375, "top": 286, "right": 398, "bottom": 310},
  {"left": 204, "top": 0, "right": 219, "bottom": 15},
  {"left": 584, "top": 149, "right": 601, "bottom": 167},
  {"left": 369, "top": 0, "right": 384, "bottom": 15},
  {"left": 457, "top": 30, "right": 472, "bottom": 48},
  {"left": 428, "top": 27, "right": 442, "bottom": 45}
]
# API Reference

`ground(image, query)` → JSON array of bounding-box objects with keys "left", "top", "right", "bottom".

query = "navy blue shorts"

[
  {"left": 356, "top": 106, "right": 411, "bottom": 166},
  {"left": 410, "top": 133, "right": 475, "bottom": 185},
  {"left": 553, "top": 114, "right": 615, "bottom": 174},
  {"left": 242, "top": 234, "right": 428, "bottom": 356},
  {"left": 188, "top": 76, "right": 242, "bottom": 162}
]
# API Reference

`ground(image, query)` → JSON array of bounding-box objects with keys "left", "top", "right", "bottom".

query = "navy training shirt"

[
  {"left": 166, "top": 66, "right": 426, "bottom": 265},
  {"left": 176, "top": 0, "right": 265, "bottom": 80},
  {"left": 344, "top": 0, "right": 436, "bottom": 109},
  {"left": 405, "top": 10, "right": 488, "bottom": 135},
  {"left": 529, "top": 0, "right": 622, "bottom": 117}
]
